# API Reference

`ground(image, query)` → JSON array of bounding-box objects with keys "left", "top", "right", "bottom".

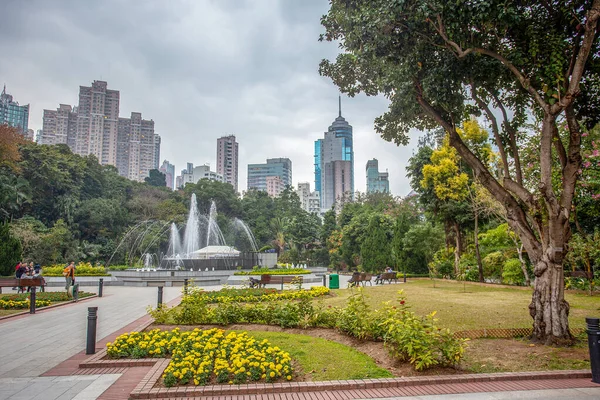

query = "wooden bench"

[
  {"left": 348, "top": 272, "right": 372, "bottom": 287},
  {"left": 0, "top": 278, "right": 46, "bottom": 294},
  {"left": 569, "top": 270, "right": 593, "bottom": 280},
  {"left": 257, "top": 274, "right": 303, "bottom": 289},
  {"left": 375, "top": 272, "right": 398, "bottom": 284}
]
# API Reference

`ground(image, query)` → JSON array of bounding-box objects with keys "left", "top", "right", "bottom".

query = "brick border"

[{"left": 129, "top": 366, "right": 593, "bottom": 399}]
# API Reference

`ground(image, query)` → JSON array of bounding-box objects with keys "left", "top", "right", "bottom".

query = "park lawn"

[
  {"left": 321, "top": 279, "right": 599, "bottom": 331},
  {"left": 241, "top": 330, "right": 393, "bottom": 381}
]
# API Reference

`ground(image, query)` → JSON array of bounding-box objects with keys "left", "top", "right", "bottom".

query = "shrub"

[
  {"left": 147, "top": 288, "right": 467, "bottom": 371},
  {"left": 502, "top": 258, "right": 524, "bottom": 285},
  {"left": 234, "top": 268, "right": 311, "bottom": 275},
  {"left": 42, "top": 262, "right": 109, "bottom": 276}
]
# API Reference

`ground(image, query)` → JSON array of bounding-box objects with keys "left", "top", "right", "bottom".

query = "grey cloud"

[{"left": 0, "top": 0, "right": 417, "bottom": 196}]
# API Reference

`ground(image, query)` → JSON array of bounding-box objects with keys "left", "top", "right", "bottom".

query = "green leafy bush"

[
  {"left": 234, "top": 268, "right": 311, "bottom": 275},
  {"left": 42, "top": 262, "right": 109, "bottom": 276},
  {"left": 148, "top": 288, "right": 466, "bottom": 371},
  {"left": 502, "top": 259, "right": 524, "bottom": 285}
]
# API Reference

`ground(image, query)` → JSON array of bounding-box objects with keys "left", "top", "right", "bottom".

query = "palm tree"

[
  {"left": 270, "top": 217, "right": 288, "bottom": 256},
  {"left": 0, "top": 175, "right": 31, "bottom": 222}
]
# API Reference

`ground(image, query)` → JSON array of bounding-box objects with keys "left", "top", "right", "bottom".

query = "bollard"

[
  {"left": 158, "top": 286, "right": 164, "bottom": 309},
  {"left": 322, "top": 275, "right": 326, "bottom": 287},
  {"left": 184, "top": 278, "right": 188, "bottom": 295},
  {"left": 587, "top": 317, "right": 600, "bottom": 384},
  {"left": 86, "top": 307, "right": 98, "bottom": 355},
  {"left": 98, "top": 278, "right": 103, "bottom": 297},
  {"left": 29, "top": 286, "right": 36, "bottom": 314}
]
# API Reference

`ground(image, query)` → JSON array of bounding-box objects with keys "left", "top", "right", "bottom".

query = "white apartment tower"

[
  {"left": 216, "top": 135, "right": 239, "bottom": 191},
  {"left": 75, "top": 80, "right": 120, "bottom": 165}
]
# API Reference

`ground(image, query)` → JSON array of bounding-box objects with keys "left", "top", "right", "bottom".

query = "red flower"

[{"left": 400, "top": 300, "right": 405, "bottom": 305}]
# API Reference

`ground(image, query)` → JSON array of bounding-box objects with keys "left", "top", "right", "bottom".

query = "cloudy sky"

[{"left": 0, "top": 0, "right": 420, "bottom": 196}]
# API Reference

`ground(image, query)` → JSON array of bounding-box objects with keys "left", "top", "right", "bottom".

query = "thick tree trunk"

[{"left": 528, "top": 255, "right": 571, "bottom": 344}]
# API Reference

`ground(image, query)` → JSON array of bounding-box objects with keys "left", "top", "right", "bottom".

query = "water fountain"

[{"left": 159, "top": 194, "right": 273, "bottom": 270}]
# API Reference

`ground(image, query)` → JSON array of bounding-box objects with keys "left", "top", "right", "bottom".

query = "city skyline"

[{"left": 0, "top": 1, "right": 418, "bottom": 196}]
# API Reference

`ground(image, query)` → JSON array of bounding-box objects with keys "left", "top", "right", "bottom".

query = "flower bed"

[
  {"left": 149, "top": 289, "right": 467, "bottom": 371},
  {"left": 0, "top": 291, "right": 94, "bottom": 309},
  {"left": 0, "top": 299, "right": 52, "bottom": 309},
  {"left": 186, "top": 286, "right": 329, "bottom": 304},
  {"left": 107, "top": 328, "right": 293, "bottom": 387},
  {"left": 234, "top": 268, "right": 311, "bottom": 275}
]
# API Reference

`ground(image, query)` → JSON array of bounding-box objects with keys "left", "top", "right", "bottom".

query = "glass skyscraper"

[
  {"left": 0, "top": 85, "right": 29, "bottom": 134},
  {"left": 366, "top": 159, "right": 390, "bottom": 193},
  {"left": 247, "top": 158, "right": 292, "bottom": 193},
  {"left": 314, "top": 97, "right": 354, "bottom": 211}
]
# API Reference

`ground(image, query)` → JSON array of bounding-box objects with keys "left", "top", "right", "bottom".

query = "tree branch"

[
  {"left": 414, "top": 79, "right": 541, "bottom": 257},
  {"left": 429, "top": 15, "right": 550, "bottom": 112},
  {"left": 503, "top": 178, "right": 535, "bottom": 210},
  {"left": 553, "top": 125, "right": 568, "bottom": 169},
  {"left": 539, "top": 114, "right": 560, "bottom": 216},
  {"left": 558, "top": 0, "right": 600, "bottom": 113},
  {"left": 471, "top": 83, "right": 510, "bottom": 179},
  {"left": 560, "top": 105, "right": 583, "bottom": 220},
  {"left": 492, "top": 92, "right": 524, "bottom": 185}
]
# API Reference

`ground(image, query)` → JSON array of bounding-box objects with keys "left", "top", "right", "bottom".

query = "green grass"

[
  {"left": 242, "top": 331, "right": 392, "bottom": 381},
  {"left": 321, "top": 279, "right": 599, "bottom": 331}
]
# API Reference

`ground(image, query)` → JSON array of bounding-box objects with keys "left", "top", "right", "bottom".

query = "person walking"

[{"left": 63, "top": 262, "right": 76, "bottom": 297}]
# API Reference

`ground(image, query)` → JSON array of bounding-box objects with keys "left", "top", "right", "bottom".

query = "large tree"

[{"left": 320, "top": 0, "right": 600, "bottom": 343}]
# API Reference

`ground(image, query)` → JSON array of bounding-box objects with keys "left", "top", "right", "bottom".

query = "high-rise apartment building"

[
  {"left": 42, "top": 80, "right": 158, "bottom": 182},
  {"left": 266, "top": 176, "right": 285, "bottom": 197},
  {"left": 117, "top": 112, "right": 156, "bottom": 182},
  {"left": 366, "top": 159, "right": 390, "bottom": 193},
  {"left": 216, "top": 135, "right": 239, "bottom": 191},
  {"left": 41, "top": 104, "right": 78, "bottom": 148},
  {"left": 315, "top": 97, "right": 354, "bottom": 212},
  {"left": 247, "top": 158, "right": 292, "bottom": 192},
  {"left": 154, "top": 134, "right": 161, "bottom": 169},
  {"left": 0, "top": 85, "right": 29, "bottom": 134},
  {"left": 297, "top": 182, "right": 321, "bottom": 214},
  {"left": 176, "top": 163, "right": 223, "bottom": 189},
  {"left": 159, "top": 160, "right": 176, "bottom": 190},
  {"left": 75, "top": 81, "right": 120, "bottom": 165}
]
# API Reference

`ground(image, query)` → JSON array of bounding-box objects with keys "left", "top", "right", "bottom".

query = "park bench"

[
  {"left": 257, "top": 274, "right": 303, "bottom": 290},
  {"left": 569, "top": 270, "right": 593, "bottom": 279},
  {"left": 0, "top": 278, "right": 46, "bottom": 294},
  {"left": 375, "top": 272, "right": 398, "bottom": 285},
  {"left": 348, "top": 272, "right": 372, "bottom": 287}
]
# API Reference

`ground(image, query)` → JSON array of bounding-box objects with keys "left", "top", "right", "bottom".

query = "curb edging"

[{"left": 128, "top": 367, "right": 593, "bottom": 399}]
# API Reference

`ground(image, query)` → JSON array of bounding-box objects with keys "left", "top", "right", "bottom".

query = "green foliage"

[
  {"left": 144, "top": 169, "right": 166, "bottom": 187},
  {"left": 360, "top": 213, "right": 394, "bottom": 273},
  {"left": 430, "top": 248, "right": 454, "bottom": 279},
  {"left": 234, "top": 268, "right": 311, "bottom": 275},
  {"left": 482, "top": 251, "right": 505, "bottom": 282},
  {"left": 42, "top": 263, "right": 109, "bottom": 276},
  {"left": 502, "top": 258, "right": 524, "bottom": 285},
  {"left": 151, "top": 287, "right": 466, "bottom": 371},
  {"left": 0, "top": 222, "right": 21, "bottom": 276}
]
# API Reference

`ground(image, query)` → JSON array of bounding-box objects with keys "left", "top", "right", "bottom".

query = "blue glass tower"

[
  {"left": 0, "top": 85, "right": 29, "bottom": 134},
  {"left": 315, "top": 97, "right": 354, "bottom": 211}
]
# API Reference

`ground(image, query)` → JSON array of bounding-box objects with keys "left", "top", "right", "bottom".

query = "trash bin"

[
  {"left": 329, "top": 274, "right": 339, "bottom": 289},
  {"left": 587, "top": 317, "right": 600, "bottom": 384}
]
